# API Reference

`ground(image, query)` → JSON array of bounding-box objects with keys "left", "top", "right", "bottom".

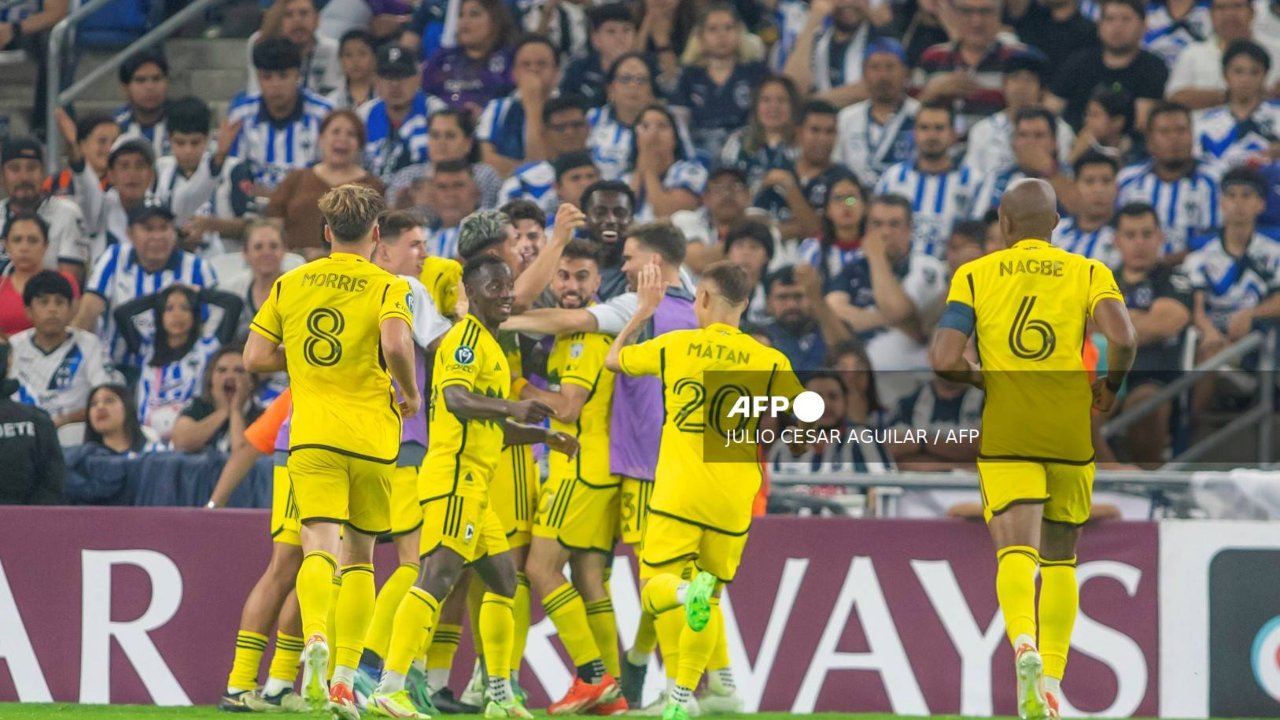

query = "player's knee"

[
  {"left": 419, "top": 551, "right": 465, "bottom": 596},
  {"left": 1039, "top": 523, "right": 1082, "bottom": 561},
  {"left": 267, "top": 544, "right": 303, "bottom": 582}
]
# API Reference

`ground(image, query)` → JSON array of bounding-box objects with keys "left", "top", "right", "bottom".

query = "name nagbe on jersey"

[
  {"left": 999, "top": 259, "right": 1065, "bottom": 278},
  {"left": 689, "top": 341, "right": 751, "bottom": 364},
  {"left": 301, "top": 272, "right": 370, "bottom": 293}
]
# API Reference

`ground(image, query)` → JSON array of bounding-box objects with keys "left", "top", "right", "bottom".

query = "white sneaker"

[
  {"left": 696, "top": 686, "right": 742, "bottom": 715},
  {"left": 1015, "top": 642, "right": 1048, "bottom": 720}
]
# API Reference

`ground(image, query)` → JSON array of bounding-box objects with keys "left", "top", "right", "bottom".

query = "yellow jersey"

[
  {"left": 944, "top": 238, "right": 1123, "bottom": 463},
  {"left": 421, "top": 314, "right": 511, "bottom": 502},
  {"left": 250, "top": 252, "right": 412, "bottom": 462},
  {"left": 618, "top": 322, "right": 804, "bottom": 534},
  {"left": 420, "top": 256, "right": 462, "bottom": 319},
  {"left": 546, "top": 330, "right": 615, "bottom": 487}
]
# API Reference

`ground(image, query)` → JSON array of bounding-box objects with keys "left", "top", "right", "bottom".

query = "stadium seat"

[{"left": 75, "top": 0, "right": 155, "bottom": 50}]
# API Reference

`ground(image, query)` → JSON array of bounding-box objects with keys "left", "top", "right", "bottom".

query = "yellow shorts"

[
  {"left": 390, "top": 465, "right": 424, "bottom": 536},
  {"left": 419, "top": 495, "right": 510, "bottom": 563},
  {"left": 619, "top": 477, "right": 653, "bottom": 547},
  {"left": 977, "top": 459, "right": 1095, "bottom": 526},
  {"left": 269, "top": 459, "right": 300, "bottom": 547},
  {"left": 287, "top": 448, "right": 393, "bottom": 536},
  {"left": 533, "top": 476, "right": 619, "bottom": 553},
  {"left": 640, "top": 512, "right": 748, "bottom": 583},
  {"left": 490, "top": 445, "right": 538, "bottom": 549}
]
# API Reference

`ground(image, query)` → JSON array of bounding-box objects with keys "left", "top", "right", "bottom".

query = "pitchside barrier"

[{"left": 0, "top": 504, "right": 1277, "bottom": 716}]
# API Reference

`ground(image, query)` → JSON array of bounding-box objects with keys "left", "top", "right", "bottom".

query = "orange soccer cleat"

[{"left": 548, "top": 674, "right": 620, "bottom": 715}]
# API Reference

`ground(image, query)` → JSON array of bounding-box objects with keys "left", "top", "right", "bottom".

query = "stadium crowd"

[{"left": 2, "top": 0, "right": 1280, "bottom": 507}]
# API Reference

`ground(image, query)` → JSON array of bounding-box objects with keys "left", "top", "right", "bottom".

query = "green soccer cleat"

[
  {"left": 369, "top": 689, "right": 430, "bottom": 719},
  {"left": 483, "top": 699, "right": 534, "bottom": 719},
  {"left": 1015, "top": 642, "right": 1049, "bottom": 720},
  {"left": 661, "top": 701, "right": 691, "bottom": 720},
  {"left": 301, "top": 635, "right": 331, "bottom": 712},
  {"left": 684, "top": 571, "right": 717, "bottom": 632},
  {"left": 405, "top": 664, "right": 439, "bottom": 716}
]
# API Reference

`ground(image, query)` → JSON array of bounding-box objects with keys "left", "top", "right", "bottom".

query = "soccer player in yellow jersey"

[
  {"left": 244, "top": 184, "right": 422, "bottom": 720},
  {"left": 930, "top": 179, "right": 1136, "bottom": 720},
  {"left": 603, "top": 261, "right": 805, "bottom": 720},
  {"left": 519, "top": 240, "right": 625, "bottom": 714},
  {"left": 369, "top": 254, "right": 579, "bottom": 720}
]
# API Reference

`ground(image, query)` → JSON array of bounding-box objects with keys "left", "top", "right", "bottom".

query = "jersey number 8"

[
  {"left": 304, "top": 308, "right": 345, "bottom": 367},
  {"left": 1008, "top": 295, "right": 1056, "bottom": 361}
]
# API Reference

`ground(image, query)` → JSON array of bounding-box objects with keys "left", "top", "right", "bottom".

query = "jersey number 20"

[
  {"left": 304, "top": 308, "right": 345, "bottom": 367},
  {"left": 1008, "top": 295, "right": 1056, "bottom": 361}
]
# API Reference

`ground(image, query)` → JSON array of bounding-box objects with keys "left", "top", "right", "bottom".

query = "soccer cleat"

[
  {"left": 219, "top": 689, "right": 258, "bottom": 712},
  {"left": 684, "top": 572, "right": 716, "bottom": 632},
  {"left": 245, "top": 687, "right": 310, "bottom": 713},
  {"left": 328, "top": 681, "right": 361, "bottom": 720},
  {"left": 619, "top": 655, "right": 647, "bottom": 707},
  {"left": 405, "top": 665, "right": 438, "bottom": 716},
  {"left": 460, "top": 663, "right": 486, "bottom": 707},
  {"left": 635, "top": 692, "right": 699, "bottom": 717},
  {"left": 431, "top": 688, "right": 480, "bottom": 715},
  {"left": 660, "top": 701, "right": 690, "bottom": 720},
  {"left": 302, "top": 635, "right": 331, "bottom": 711},
  {"left": 548, "top": 674, "right": 619, "bottom": 715},
  {"left": 592, "top": 696, "right": 630, "bottom": 715},
  {"left": 354, "top": 668, "right": 378, "bottom": 708},
  {"left": 368, "top": 689, "right": 429, "bottom": 719},
  {"left": 1045, "top": 689, "right": 1062, "bottom": 720},
  {"left": 1015, "top": 643, "right": 1049, "bottom": 720},
  {"left": 483, "top": 699, "right": 534, "bottom": 719},
  {"left": 695, "top": 686, "right": 742, "bottom": 715}
]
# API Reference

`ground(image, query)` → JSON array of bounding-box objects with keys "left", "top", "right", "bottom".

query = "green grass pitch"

[{"left": 0, "top": 708, "right": 935, "bottom": 719}]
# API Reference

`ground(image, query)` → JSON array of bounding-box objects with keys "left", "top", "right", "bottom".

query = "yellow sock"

[
  {"left": 334, "top": 564, "right": 375, "bottom": 670},
  {"left": 480, "top": 593, "right": 515, "bottom": 680},
  {"left": 708, "top": 610, "right": 730, "bottom": 672},
  {"left": 585, "top": 598, "right": 620, "bottom": 677},
  {"left": 633, "top": 610, "right": 658, "bottom": 656},
  {"left": 386, "top": 587, "right": 441, "bottom": 675},
  {"left": 640, "top": 575, "right": 683, "bottom": 615},
  {"left": 996, "top": 545, "right": 1040, "bottom": 646},
  {"left": 654, "top": 608, "right": 685, "bottom": 680},
  {"left": 468, "top": 574, "right": 486, "bottom": 662},
  {"left": 512, "top": 572, "right": 531, "bottom": 676},
  {"left": 268, "top": 632, "right": 305, "bottom": 683},
  {"left": 227, "top": 630, "right": 268, "bottom": 692},
  {"left": 1039, "top": 557, "right": 1079, "bottom": 680},
  {"left": 542, "top": 583, "right": 599, "bottom": 667},
  {"left": 427, "top": 622, "right": 463, "bottom": 674},
  {"left": 297, "top": 551, "right": 337, "bottom": 641},
  {"left": 676, "top": 599, "right": 720, "bottom": 692},
  {"left": 366, "top": 563, "right": 419, "bottom": 659}
]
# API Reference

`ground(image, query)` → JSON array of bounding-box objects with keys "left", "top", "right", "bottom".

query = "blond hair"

[{"left": 318, "top": 184, "right": 385, "bottom": 244}]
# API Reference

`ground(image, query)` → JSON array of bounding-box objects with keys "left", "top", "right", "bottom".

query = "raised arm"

[
  {"left": 200, "top": 288, "right": 247, "bottom": 345},
  {"left": 512, "top": 204, "right": 586, "bottom": 313},
  {"left": 111, "top": 293, "right": 158, "bottom": 355},
  {"left": 605, "top": 263, "right": 664, "bottom": 372},
  {"left": 502, "top": 307, "right": 599, "bottom": 336}
]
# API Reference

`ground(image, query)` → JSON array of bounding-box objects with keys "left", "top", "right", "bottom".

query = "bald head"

[{"left": 998, "top": 178, "right": 1059, "bottom": 245}]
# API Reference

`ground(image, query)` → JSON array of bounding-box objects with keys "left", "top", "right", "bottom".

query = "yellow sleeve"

[
  {"left": 945, "top": 267, "right": 976, "bottom": 308},
  {"left": 560, "top": 334, "right": 610, "bottom": 390},
  {"left": 249, "top": 278, "right": 284, "bottom": 343},
  {"left": 437, "top": 324, "right": 481, "bottom": 391},
  {"left": 380, "top": 276, "right": 414, "bottom": 327},
  {"left": 772, "top": 353, "right": 807, "bottom": 401},
  {"left": 421, "top": 257, "right": 462, "bottom": 318},
  {"left": 1086, "top": 261, "right": 1125, "bottom": 317},
  {"left": 617, "top": 333, "right": 668, "bottom": 378}
]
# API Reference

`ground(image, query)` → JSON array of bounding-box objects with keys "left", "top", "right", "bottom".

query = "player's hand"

[
  {"left": 510, "top": 399, "right": 555, "bottom": 424},
  {"left": 399, "top": 390, "right": 422, "bottom": 418},
  {"left": 1091, "top": 377, "right": 1118, "bottom": 413},
  {"left": 546, "top": 431, "right": 579, "bottom": 459},
  {"left": 551, "top": 203, "right": 586, "bottom": 246},
  {"left": 636, "top": 262, "right": 665, "bottom": 316}
]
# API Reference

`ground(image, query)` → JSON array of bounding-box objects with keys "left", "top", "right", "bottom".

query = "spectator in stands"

[
  {"left": 521, "top": 0, "right": 589, "bottom": 63},
  {"left": 0, "top": 343, "right": 63, "bottom": 504},
  {"left": 764, "top": 264, "right": 854, "bottom": 370},
  {"left": 1066, "top": 84, "right": 1137, "bottom": 166},
  {"left": 222, "top": 221, "right": 287, "bottom": 337},
  {"left": 834, "top": 38, "right": 919, "bottom": 189},
  {"left": 782, "top": 0, "right": 876, "bottom": 107},
  {"left": 965, "top": 49, "right": 1075, "bottom": 177},
  {"left": 0, "top": 138, "right": 84, "bottom": 276},
  {"left": 1004, "top": 0, "right": 1099, "bottom": 67},
  {"left": 799, "top": 174, "right": 866, "bottom": 285},
  {"left": 915, "top": 0, "right": 1023, "bottom": 137},
  {"left": 45, "top": 112, "right": 119, "bottom": 198},
  {"left": 0, "top": 0, "right": 68, "bottom": 136},
  {"left": 626, "top": 104, "right": 708, "bottom": 221},
  {"left": 551, "top": 151, "right": 600, "bottom": 212},
  {"left": 724, "top": 219, "right": 774, "bottom": 324},
  {"left": 946, "top": 219, "right": 988, "bottom": 276},
  {"left": 0, "top": 214, "right": 79, "bottom": 337},
  {"left": 876, "top": 102, "right": 985, "bottom": 259},
  {"left": 1054, "top": 151, "right": 1121, "bottom": 265},
  {"left": 720, "top": 75, "right": 801, "bottom": 194},
  {"left": 361, "top": 44, "right": 440, "bottom": 183},
  {"left": 635, "top": 0, "right": 696, "bottom": 90},
  {"left": 115, "top": 50, "right": 172, "bottom": 158},
  {"left": 115, "top": 285, "right": 244, "bottom": 442},
  {"left": 421, "top": 160, "right": 481, "bottom": 259},
  {"left": 673, "top": 3, "right": 768, "bottom": 157},
  {"left": 826, "top": 338, "right": 890, "bottom": 428},
  {"left": 229, "top": 38, "right": 335, "bottom": 192},
  {"left": 588, "top": 53, "right": 658, "bottom": 181},
  {"left": 886, "top": 375, "right": 984, "bottom": 469},
  {"left": 421, "top": 0, "right": 517, "bottom": 115},
  {"left": 327, "top": 29, "right": 378, "bottom": 109},
  {"left": 981, "top": 207, "right": 1004, "bottom": 254},
  {"left": 8, "top": 271, "right": 118, "bottom": 429},
  {"left": 765, "top": 371, "right": 895, "bottom": 484},
  {"left": 72, "top": 138, "right": 158, "bottom": 271},
  {"left": 386, "top": 109, "right": 502, "bottom": 210},
  {"left": 171, "top": 346, "right": 262, "bottom": 454},
  {"left": 504, "top": 199, "right": 547, "bottom": 273},
  {"left": 248, "top": 0, "right": 343, "bottom": 96},
  {"left": 1194, "top": 40, "right": 1280, "bottom": 171},
  {"left": 973, "top": 107, "right": 1079, "bottom": 213},
  {"left": 72, "top": 201, "right": 217, "bottom": 367},
  {"left": 676, "top": 167, "right": 753, "bottom": 272},
  {"left": 165, "top": 98, "right": 254, "bottom": 257},
  {"left": 83, "top": 384, "right": 151, "bottom": 456},
  {"left": 479, "top": 35, "right": 563, "bottom": 177},
  {"left": 1110, "top": 202, "right": 1192, "bottom": 467},
  {"left": 559, "top": 4, "right": 637, "bottom": 107},
  {"left": 825, "top": 194, "right": 947, "bottom": 405},
  {"left": 1167, "top": 0, "right": 1275, "bottom": 110},
  {"left": 1049, "top": 0, "right": 1169, "bottom": 131},
  {"left": 754, "top": 100, "right": 843, "bottom": 242},
  {"left": 1117, "top": 102, "right": 1220, "bottom": 258},
  {"left": 267, "top": 109, "right": 385, "bottom": 259},
  {"left": 1143, "top": 0, "right": 1213, "bottom": 69},
  {"left": 1254, "top": 0, "right": 1280, "bottom": 86},
  {"left": 501, "top": 98, "right": 596, "bottom": 214}
]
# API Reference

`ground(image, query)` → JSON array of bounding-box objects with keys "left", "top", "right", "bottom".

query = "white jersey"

[
  {"left": 1117, "top": 160, "right": 1221, "bottom": 254},
  {"left": 1142, "top": 0, "right": 1212, "bottom": 67},
  {"left": 1053, "top": 218, "right": 1121, "bottom": 268},
  {"left": 586, "top": 104, "right": 634, "bottom": 181},
  {"left": 875, "top": 161, "right": 986, "bottom": 259},
  {"left": 1183, "top": 232, "right": 1280, "bottom": 331},
  {"left": 834, "top": 97, "right": 919, "bottom": 189},
  {"left": 153, "top": 153, "right": 257, "bottom": 257},
  {"left": 227, "top": 89, "right": 335, "bottom": 191},
  {"left": 963, "top": 111, "right": 1076, "bottom": 177},
  {"left": 624, "top": 161, "right": 709, "bottom": 222},
  {"left": 8, "top": 328, "right": 122, "bottom": 420},
  {"left": 404, "top": 275, "right": 452, "bottom": 349},
  {"left": 497, "top": 160, "right": 559, "bottom": 216},
  {"left": 0, "top": 196, "right": 85, "bottom": 273},
  {"left": 245, "top": 32, "right": 343, "bottom": 96},
  {"left": 1194, "top": 102, "right": 1280, "bottom": 172}
]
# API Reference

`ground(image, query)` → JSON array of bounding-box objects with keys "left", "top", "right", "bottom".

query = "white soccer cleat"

[
  {"left": 460, "top": 660, "right": 487, "bottom": 707},
  {"left": 1015, "top": 642, "right": 1049, "bottom": 720},
  {"left": 301, "top": 634, "right": 331, "bottom": 712},
  {"left": 695, "top": 686, "right": 742, "bottom": 715},
  {"left": 632, "top": 691, "right": 699, "bottom": 717}
]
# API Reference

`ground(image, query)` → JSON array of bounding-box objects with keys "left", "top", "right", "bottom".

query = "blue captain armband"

[{"left": 938, "top": 301, "right": 976, "bottom": 335}]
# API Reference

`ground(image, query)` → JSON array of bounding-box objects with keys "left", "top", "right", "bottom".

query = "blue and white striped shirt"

[
  {"left": 875, "top": 162, "right": 987, "bottom": 259},
  {"left": 478, "top": 92, "right": 532, "bottom": 162},
  {"left": 1183, "top": 232, "right": 1280, "bottom": 330},
  {"left": 1194, "top": 102, "right": 1280, "bottom": 173},
  {"left": 227, "top": 90, "right": 334, "bottom": 191},
  {"left": 135, "top": 335, "right": 222, "bottom": 442},
  {"left": 1116, "top": 160, "right": 1221, "bottom": 254},
  {"left": 497, "top": 160, "right": 559, "bottom": 216},
  {"left": 427, "top": 224, "right": 462, "bottom": 260},
  {"left": 1053, "top": 218, "right": 1120, "bottom": 268},
  {"left": 586, "top": 104, "right": 634, "bottom": 181},
  {"left": 1142, "top": 0, "right": 1212, "bottom": 67},
  {"left": 626, "top": 161, "right": 709, "bottom": 222},
  {"left": 359, "top": 92, "right": 442, "bottom": 184},
  {"left": 115, "top": 104, "right": 170, "bottom": 158}
]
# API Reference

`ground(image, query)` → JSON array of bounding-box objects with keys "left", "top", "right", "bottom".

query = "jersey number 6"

[
  {"left": 1008, "top": 295, "right": 1056, "bottom": 361},
  {"left": 304, "top": 307, "right": 346, "bottom": 367}
]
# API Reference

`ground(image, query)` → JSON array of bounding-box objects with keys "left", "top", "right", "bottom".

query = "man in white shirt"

[
  {"left": 0, "top": 138, "right": 85, "bottom": 277},
  {"left": 964, "top": 49, "right": 1074, "bottom": 176},
  {"left": 246, "top": 0, "right": 342, "bottom": 96},
  {"left": 834, "top": 37, "right": 919, "bottom": 188},
  {"left": 1167, "top": 0, "right": 1280, "bottom": 109}
]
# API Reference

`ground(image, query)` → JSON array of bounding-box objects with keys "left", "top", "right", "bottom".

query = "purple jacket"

[{"left": 422, "top": 46, "right": 513, "bottom": 112}]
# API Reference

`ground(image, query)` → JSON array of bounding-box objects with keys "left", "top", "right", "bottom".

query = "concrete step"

[
  {"left": 166, "top": 38, "right": 248, "bottom": 72},
  {"left": 175, "top": 68, "right": 246, "bottom": 105}
]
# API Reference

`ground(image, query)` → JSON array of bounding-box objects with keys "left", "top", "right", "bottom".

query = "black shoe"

[
  {"left": 432, "top": 687, "right": 482, "bottom": 714},
  {"left": 218, "top": 689, "right": 256, "bottom": 712},
  {"left": 620, "top": 655, "right": 648, "bottom": 708}
]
